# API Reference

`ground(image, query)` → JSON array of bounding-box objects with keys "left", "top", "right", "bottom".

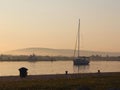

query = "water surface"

[{"left": 0, "top": 61, "right": 120, "bottom": 76}]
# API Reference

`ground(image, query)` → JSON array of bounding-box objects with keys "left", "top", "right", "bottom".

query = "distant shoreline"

[
  {"left": 0, "top": 54, "right": 120, "bottom": 61},
  {"left": 0, "top": 59, "right": 120, "bottom": 62}
]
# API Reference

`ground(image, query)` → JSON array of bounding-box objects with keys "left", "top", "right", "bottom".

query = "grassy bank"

[{"left": 0, "top": 72, "right": 120, "bottom": 90}]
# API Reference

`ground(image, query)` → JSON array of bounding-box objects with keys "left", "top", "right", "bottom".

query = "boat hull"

[{"left": 73, "top": 57, "right": 90, "bottom": 65}]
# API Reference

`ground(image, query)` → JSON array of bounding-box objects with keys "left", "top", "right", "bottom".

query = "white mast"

[{"left": 78, "top": 19, "right": 80, "bottom": 57}]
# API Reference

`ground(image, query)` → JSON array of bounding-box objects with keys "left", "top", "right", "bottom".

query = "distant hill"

[{"left": 4, "top": 47, "right": 120, "bottom": 56}]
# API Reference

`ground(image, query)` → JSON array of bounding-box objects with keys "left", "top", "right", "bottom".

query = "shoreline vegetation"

[
  {"left": 0, "top": 54, "right": 120, "bottom": 61},
  {"left": 0, "top": 72, "right": 120, "bottom": 90}
]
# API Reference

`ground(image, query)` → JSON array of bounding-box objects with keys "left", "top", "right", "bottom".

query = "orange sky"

[{"left": 0, "top": 0, "right": 120, "bottom": 53}]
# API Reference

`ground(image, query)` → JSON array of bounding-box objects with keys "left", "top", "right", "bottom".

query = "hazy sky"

[{"left": 0, "top": 0, "right": 120, "bottom": 52}]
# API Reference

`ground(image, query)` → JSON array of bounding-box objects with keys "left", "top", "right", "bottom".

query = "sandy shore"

[{"left": 0, "top": 72, "right": 120, "bottom": 81}]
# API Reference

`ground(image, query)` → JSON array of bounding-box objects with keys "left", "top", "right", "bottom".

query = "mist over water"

[{"left": 4, "top": 48, "right": 120, "bottom": 56}]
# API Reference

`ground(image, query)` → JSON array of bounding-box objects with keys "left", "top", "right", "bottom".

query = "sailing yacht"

[{"left": 73, "top": 19, "right": 90, "bottom": 65}]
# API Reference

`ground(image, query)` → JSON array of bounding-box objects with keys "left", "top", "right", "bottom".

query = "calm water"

[{"left": 0, "top": 61, "right": 120, "bottom": 76}]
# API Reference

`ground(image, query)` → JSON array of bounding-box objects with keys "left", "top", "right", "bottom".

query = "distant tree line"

[
  {"left": 0, "top": 54, "right": 72, "bottom": 61},
  {"left": 0, "top": 54, "right": 120, "bottom": 61},
  {"left": 90, "top": 55, "right": 120, "bottom": 61}
]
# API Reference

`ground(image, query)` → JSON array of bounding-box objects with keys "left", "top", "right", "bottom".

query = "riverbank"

[
  {"left": 1, "top": 54, "right": 120, "bottom": 61},
  {"left": 0, "top": 72, "right": 120, "bottom": 90}
]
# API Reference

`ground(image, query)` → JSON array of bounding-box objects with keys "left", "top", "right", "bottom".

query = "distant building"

[{"left": 28, "top": 54, "right": 37, "bottom": 61}]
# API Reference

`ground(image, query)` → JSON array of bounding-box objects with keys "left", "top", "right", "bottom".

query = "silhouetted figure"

[{"left": 19, "top": 67, "right": 28, "bottom": 78}]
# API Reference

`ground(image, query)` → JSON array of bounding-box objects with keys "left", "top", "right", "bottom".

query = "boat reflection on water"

[{"left": 73, "top": 65, "right": 90, "bottom": 73}]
